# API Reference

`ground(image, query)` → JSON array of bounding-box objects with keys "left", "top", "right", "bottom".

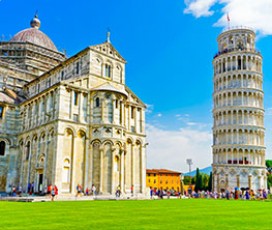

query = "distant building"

[
  {"left": 212, "top": 27, "right": 266, "bottom": 192},
  {"left": 146, "top": 169, "right": 181, "bottom": 192},
  {"left": 0, "top": 15, "right": 147, "bottom": 196}
]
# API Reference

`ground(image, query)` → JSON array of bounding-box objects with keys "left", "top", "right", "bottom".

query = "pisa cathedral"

[
  {"left": 212, "top": 27, "right": 267, "bottom": 192},
  {"left": 0, "top": 15, "right": 147, "bottom": 196}
]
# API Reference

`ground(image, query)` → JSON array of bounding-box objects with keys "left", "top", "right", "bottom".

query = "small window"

[
  {"left": 131, "top": 107, "right": 134, "bottom": 119},
  {"left": 154, "top": 179, "right": 156, "bottom": 183},
  {"left": 115, "top": 100, "right": 118, "bottom": 109},
  {"left": 104, "top": 64, "right": 111, "bottom": 77},
  {"left": 26, "top": 142, "right": 30, "bottom": 160},
  {"left": 0, "top": 141, "right": 5, "bottom": 156},
  {"left": 74, "top": 92, "right": 79, "bottom": 106},
  {"left": 46, "top": 79, "right": 51, "bottom": 88},
  {"left": 61, "top": 71, "right": 64, "bottom": 80},
  {"left": 76, "top": 62, "right": 80, "bottom": 74},
  {"left": 0, "top": 106, "right": 3, "bottom": 119},
  {"left": 95, "top": 98, "right": 100, "bottom": 107}
]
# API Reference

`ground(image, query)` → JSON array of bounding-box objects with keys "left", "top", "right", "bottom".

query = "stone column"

[
  {"left": 248, "top": 174, "right": 252, "bottom": 190},
  {"left": 141, "top": 144, "right": 147, "bottom": 194},
  {"left": 101, "top": 98, "right": 105, "bottom": 123},
  {"left": 111, "top": 148, "right": 116, "bottom": 195},
  {"left": 236, "top": 175, "right": 240, "bottom": 188},
  {"left": 112, "top": 98, "right": 116, "bottom": 124},
  {"left": 141, "top": 108, "right": 145, "bottom": 133},
  {"left": 53, "top": 131, "right": 64, "bottom": 193},
  {"left": 216, "top": 174, "right": 219, "bottom": 193},
  {"left": 42, "top": 134, "right": 49, "bottom": 193},
  {"left": 225, "top": 174, "right": 228, "bottom": 190},
  {"left": 88, "top": 144, "right": 93, "bottom": 188},
  {"left": 131, "top": 144, "right": 135, "bottom": 194},
  {"left": 84, "top": 137, "right": 89, "bottom": 189},
  {"left": 120, "top": 149, "right": 125, "bottom": 193},
  {"left": 69, "top": 90, "right": 73, "bottom": 119},
  {"left": 128, "top": 105, "right": 131, "bottom": 130},
  {"left": 99, "top": 148, "right": 104, "bottom": 194}
]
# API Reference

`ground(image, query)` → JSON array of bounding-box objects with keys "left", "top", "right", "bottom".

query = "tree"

[
  {"left": 194, "top": 168, "right": 202, "bottom": 192},
  {"left": 202, "top": 174, "right": 209, "bottom": 190},
  {"left": 183, "top": 176, "right": 192, "bottom": 185},
  {"left": 266, "top": 160, "right": 272, "bottom": 173}
]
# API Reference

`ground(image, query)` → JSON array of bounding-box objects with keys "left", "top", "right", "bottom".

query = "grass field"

[{"left": 0, "top": 199, "right": 272, "bottom": 229}]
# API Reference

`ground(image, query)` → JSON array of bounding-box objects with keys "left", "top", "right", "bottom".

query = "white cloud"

[
  {"left": 184, "top": 0, "right": 218, "bottom": 18},
  {"left": 146, "top": 124, "right": 212, "bottom": 173},
  {"left": 145, "top": 104, "right": 154, "bottom": 114},
  {"left": 184, "top": 0, "right": 272, "bottom": 35}
]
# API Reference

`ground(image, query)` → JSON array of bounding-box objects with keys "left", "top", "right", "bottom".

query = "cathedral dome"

[{"left": 10, "top": 15, "right": 58, "bottom": 51}]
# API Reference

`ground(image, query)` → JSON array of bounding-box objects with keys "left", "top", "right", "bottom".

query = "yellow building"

[{"left": 146, "top": 169, "right": 181, "bottom": 192}]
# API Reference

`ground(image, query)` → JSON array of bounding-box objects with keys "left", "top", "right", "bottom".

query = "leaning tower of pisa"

[{"left": 212, "top": 27, "right": 267, "bottom": 193}]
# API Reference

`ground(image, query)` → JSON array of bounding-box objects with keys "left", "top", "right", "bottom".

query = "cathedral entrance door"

[{"left": 38, "top": 173, "right": 43, "bottom": 193}]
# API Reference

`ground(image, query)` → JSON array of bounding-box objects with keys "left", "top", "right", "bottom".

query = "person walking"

[
  {"left": 51, "top": 186, "right": 56, "bottom": 201},
  {"left": 91, "top": 184, "right": 96, "bottom": 198}
]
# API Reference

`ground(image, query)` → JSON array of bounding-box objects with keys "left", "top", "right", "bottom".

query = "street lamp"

[
  {"left": 186, "top": 159, "right": 193, "bottom": 173},
  {"left": 186, "top": 159, "right": 193, "bottom": 196}
]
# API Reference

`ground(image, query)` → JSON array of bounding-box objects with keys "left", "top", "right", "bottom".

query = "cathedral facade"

[
  {"left": 212, "top": 27, "right": 267, "bottom": 192},
  {"left": 0, "top": 16, "right": 147, "bottom": 196}
]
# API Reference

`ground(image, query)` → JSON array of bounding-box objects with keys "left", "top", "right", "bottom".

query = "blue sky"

[{"left": 1, "top": 0, "right": 272, "bottom": 172}]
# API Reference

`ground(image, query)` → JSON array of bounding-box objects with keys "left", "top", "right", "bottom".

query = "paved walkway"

[{"left": 0, "top": 194, "right": 148, "bottom": 202}]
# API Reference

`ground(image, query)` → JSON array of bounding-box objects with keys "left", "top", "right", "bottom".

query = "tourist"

[
  {"left": 245, "top": 189, "right": 250, "bottom": 200},
  {"left": 116, "top": 185, "right": 121, "bottom": 198},
  {"left": 91, "top": 184, "right": 96, "bottom": 198},
  {"left": 85, "top": 187, "right": 89, "bottom": 196},
  {"left": 54, "top": 185, "right": 58, "bottom": 200},
  {"left": 51, "top": 186, "right": 55, "bottom": 201},
  {"left": 131, "top": 185, "right": 134, "bottom": 197},
  {"left": 76, "top": 184, "right": 82, "bottom": 197},
  {"left": 150, "top": 187, "right": 153, "bottom": 199}
]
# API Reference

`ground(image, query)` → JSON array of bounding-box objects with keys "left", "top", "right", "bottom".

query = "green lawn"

[{"left": 0, "top": 199, "right": 271, "bottom": 229}]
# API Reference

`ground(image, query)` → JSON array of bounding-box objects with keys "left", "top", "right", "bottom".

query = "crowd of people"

[
  {"left": 149, "top": 187, "right": 181, "bottom": 199},
  {"left": 6, "top": 183, "right": 270, "bottom": 201},
  {"left": 148, "top": 186, "right": 270, "bottom": 200},
  {"left": 184, "top": 188, "right": 269, "bottom": 200}
]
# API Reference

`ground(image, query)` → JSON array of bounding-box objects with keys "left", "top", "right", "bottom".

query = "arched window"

[
  {"left": 104, "top": 64, "right": 111, "bottom": 78},
  {"left": 0, "top": 141, "right": 5, "bottom": 156},
  {"left": 26, "top": 141, "right": 30, "bottom": 160},
  {"left": 0, "top": 106, "right": 3, "bottom": 119},
  {"left": 95, "top": 97, "right": 100, "bottom": 107}
]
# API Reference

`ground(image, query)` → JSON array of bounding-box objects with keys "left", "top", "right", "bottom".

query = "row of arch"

[
  {"left": 214, "top": 91, "right": 263, "bottom": 108},
  {"left": 214, "top": 74, "right": 262, "bottom": 92},
  {"left": 213, "top": 109, "right": 264, "bottom": 127},
  {"left": 214, "top": 54, "right": 262, "bottom": 74},
  {"left": 62, "top": 126, "right": 145, "bottom": 195},
  {"left": 213, "top": 148, "right": 265, "bottom": 166},
  {"left": 218, "top": 32, "right": 254, "bottom": 52},
  {"left": 213, "top": 128, "right": 264, "bottom": 146},
  {"left": 22, "top": 89, "right": 57, "bottom": 132}
]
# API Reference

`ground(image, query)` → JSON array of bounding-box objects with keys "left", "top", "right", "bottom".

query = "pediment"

[
  {"left": 90, "top": 42, "right": 126, "bottom": 63},
  {"left": 92, "top": 82, "right": 128, "bottom": 97}
]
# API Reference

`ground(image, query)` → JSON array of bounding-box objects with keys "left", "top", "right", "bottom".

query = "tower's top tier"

[{"left": 216, "top": 27, "right": 256, "bottom": 54}]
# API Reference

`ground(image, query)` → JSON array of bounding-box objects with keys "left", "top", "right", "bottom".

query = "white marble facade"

[
  {"left": 212, "top": 27, "right": 267, "bottom": 192},
  {"left": 0, "top": 16, "right": 147, "bottom": 196}
]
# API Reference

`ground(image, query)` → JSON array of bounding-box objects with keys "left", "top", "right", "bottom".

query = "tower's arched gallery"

[
  {"left": 212, "top": 27, "right": 267, "bottom": 192},
  {"left": 0, "top": 16, "right": 147, "bottom": 196}
]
